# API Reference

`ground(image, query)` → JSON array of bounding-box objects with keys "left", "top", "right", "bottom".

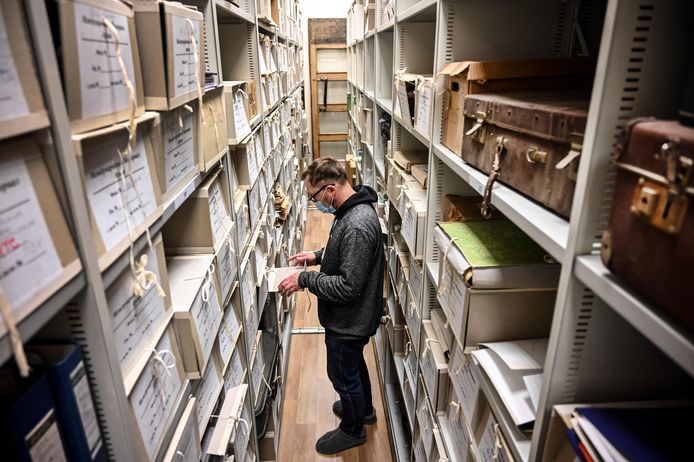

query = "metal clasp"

[
  {"left": 465, "top": 111, "right": 487, "bottom": 143},
  {"left": 526, "top": 147, "right": 548, "bottom": 164}
]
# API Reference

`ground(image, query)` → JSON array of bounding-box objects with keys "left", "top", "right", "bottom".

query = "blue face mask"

[{"left": 315, "top": 189, "right": 336, "bottom": 214}]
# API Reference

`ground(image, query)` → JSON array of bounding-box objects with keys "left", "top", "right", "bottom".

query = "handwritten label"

[
  {"left": 0, "top": 4, "right": 29, "bottom": 122},
  {"left": 0, "top": 157, "right": 64, "bottom": 315},
  {"left": 83, "top": 135, "right": 158, "bottom": 251},
  {"left": 26, "top": 410, "right": 67, "bottom": 462},
  {"left": 74, "top": 3, "right": 136, "bottom": 119},
  {"left": 414, "top": 82, "right": 433, "bottom": 135},
  {"left": 190, "top": 276, "right": 222, "bottom": 364},
  {"left": 217, "top": 301, "right": 240, "bottom": 366},
  {"left": 171, "top": 16, "right": 200, "bottom": 99},
  {"left": 107, "top": 243, "right": 167, "bottom": 373},
  {"left": 410, "top": 260, "right": 422, "bottom": 305},
  {"left": 130, "top": 332, "right": 183, "bottom": 459},
  {"left": 208, "top": 179, "right": 231, "bottom": 249},
  {"left": 163, "top": 109, "right": 196, "bottom": 192},
  {"left": 70, "top": 362, "right": 103, "bottom": 459},
  {"left": 233, "top": 93, "right": 251, "bottom": 140},
  {"left": 224, "top": 348, "right": 244, "bottom": 390},
  {"left": 195, "top": 356, "right": 222, "bottom": 431},
  {"left": 414, "top": 437, "right": 426, "bottom": 462}
]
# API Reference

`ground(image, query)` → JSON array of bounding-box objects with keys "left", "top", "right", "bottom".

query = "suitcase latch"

[
  {"left": 556, "top": 134, "right": 583, "bottom": 181},
  {"left": 466, "top": 111, "right": 487, "bottom": 142},
  {"left": 526, "top": 147, "right": 548, "bottom": 164}
]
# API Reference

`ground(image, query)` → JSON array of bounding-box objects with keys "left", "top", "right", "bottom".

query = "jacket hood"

[{"left": 334, "top": 184, "right": 378, "bottom": 218}]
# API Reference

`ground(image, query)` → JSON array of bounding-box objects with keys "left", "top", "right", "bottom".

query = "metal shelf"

[
  {"left": 377, "top": 97, "right": 393, "bottom": 115},
  {"left": 378, "top": 20, "right": 395, "bottom": 33},
  {"left": 215, "top": 0, "right": 255, "bottom": 24},
  {"left": 385, "top": 383, "right": 412, "bottom": 462},
  {"left": 0, "top": 272, "right": 86, "bottom": 366},
  {"left": 470, "top": 356, "right": 532, "bottom": 462},
  {"left": 398, "top": 0, "right": 438, "bottom": 23},
  {"left": 575, "top": 255, "right": 694, "bottom": 378},
  {"left": 375, "top": 156, "right": 386, "bottom": 181},
  {"left": 432, "top": 142, "right": 568, "bottom": 263},
  {"left": 365, "top": 89, "right": 375, "bottom": 101},
  {"left": 426, "top": 262, "right": 439, "bottom": 290},
  {"left": 365, "top": 30, "right": 376, "bottom": 39}
]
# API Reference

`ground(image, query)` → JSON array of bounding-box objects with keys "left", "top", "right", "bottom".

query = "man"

[{"left": 278, "top": 158, "right": 384, "bottom": 455}]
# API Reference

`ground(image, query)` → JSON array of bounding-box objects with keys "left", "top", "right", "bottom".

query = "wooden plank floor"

[{"left": 278, "top": 210, "right": 394, "bottom": 461}]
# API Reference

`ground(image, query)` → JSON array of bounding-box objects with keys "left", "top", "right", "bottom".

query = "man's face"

[{"left": 305, "top": 178, "right": 335, "bottom": 207}]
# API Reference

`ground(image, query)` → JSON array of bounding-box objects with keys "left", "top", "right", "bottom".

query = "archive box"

[
  {"left": 0, "top": 134, "right": 80, "bottom": 338},
  {"left": 162, "top": 166, "right": 232, "bottom": 254},
  {"left": 73, "top": 113, "right": 162, "bottom": 271},
  {"left": 416, "top": 398, "right": 436, "bottom": 460},
  {"left": 232, "top": 128, "right": 264, "bottom": 188},
  {"left": 214, "top": 227, "right": 238, "bottom": 305},
  {"left": 194, "top": 348, "right": 224, "bottom": 432},
  {"left": 207, "top": 384, "right": 248, "bottom": 457},
  {"left": 448, "top": 344, "right": 483, "bottom": 430},
  {"left": 161, "top": 398, "right": 201, "bottom": 462},
  {"left": 401, "top": 188, "right": 427, "bottom": 259},
  {"left": 414, "top": 76, "right": 434, "bottom": 137},
  {"left": 168, "top": 254, "right": 223, "bottom": 378},
  {"left": 446, "top": 386, "right": 475, "bottom": 462},
  {"left": 216, "top": 292, "right": 242, "bottom": 370},
  {"left": 0, "top": 0, "right": 49, "bottom": 139},
  {"left": 57, "top": 0, "right": 145, "bottom": 133},
  {"left": 223, "top": 81, "right": 253, "bottom": 144},
  {"left": 420, "top": 321, "right": 449, "bottom": 411},
  {"left": 394, "top": 149, "right": 428, "bottom": 173},
  {"left": 133, "top": 0, "right": 204, "bottom": 111},
  {"left": 201, "top": 86, "right": 229, "bottom": 172},
  {"left": 474, "top": 403, "right": 515, "bottom": 462}
]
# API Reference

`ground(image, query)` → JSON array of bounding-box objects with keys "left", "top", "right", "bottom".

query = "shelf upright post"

[{"left": 23, "top": 1, "right": 141, "bottom": 460}]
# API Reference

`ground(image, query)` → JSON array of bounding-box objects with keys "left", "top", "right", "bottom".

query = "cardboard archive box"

[
  {"left": 0, "top": 0, "right": 50, "bottom": 139},
  {"left": 0, "top": 134, "right": 80, "bottom": 337},
  {"left": 201, "top": 86, "right": 229, "bottom": 172},
  {"left": 411, "top": 164, "right": 428, "bottom": 188},
  {"left": 400, "top": 188, "right": 427, "bottom": 259},
  {"left": 223, "top": 81, "right": 253, "bottom": 145},
  {"left": 433, "top": 221, "right": 560, "bottom": 348},
  {"left": 420, "top": 321, "right": 449, "bottom": 412},
  {"left": 394, "top": 149, "right": 428, "bottom": 172},
  {"left": 58, "top": 0, "right": 146, "bottom": 133},
  {"left": 152, "top": 102, "right": 203, "bottom": 204},
  {"left": 206, "top": 384, "right": 248, "bottom": 458},
  {"left": 168, "top": 254, "right": 223, "bottom": 379},
  {"left": 437, "top": 57, "right": 595, "bottom": 156},
  {"left": 106, "top": 233, "right": 172, "bottom": 394},
  {"left": 414, "top": 76, "right": 434, "bottom": 137},
  {"left": 128, "top": 324, "right": 186, "bottom": 460},
  {"left": 133, "top": 0, "right": 204, "bottom": 111},
  {"left": 216, "top": 292, "right": 242, "bottom": 371},
  {"left": 193, "top": 348, "right": 224, "bottom": 432},
  {"left": 162, "top": 166, "right": 232, "bottom": 254},
  {"left": 446, "top": 385, "right": 476, "bottom": 462},
  {"left": 73, "top": 113, "right": 163, "bottom": 271},
  {"left": 232, "top": 128, "right": 265, "bottom": 188},
  {"left": 161, "top": 398, "right": 201, "bottom": 462}
]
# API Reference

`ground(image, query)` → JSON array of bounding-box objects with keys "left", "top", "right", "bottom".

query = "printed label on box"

[
  {"left": 130, "top": 332, "right": 183, "bottom": 459},
  {"left": 415, "top": 83, "right": 432, "bottom": 136},
  {"left": 74, "top": 3, "right": 136, "bottom": 119},
  {"left": 263, "top": 124, "right": 271, "bottom": 156},
  {"left": 396, "top": 82, "right": 410, "bottom": 123},
  {"left": 447, "top": 398, "right": 471, "bottom": 462},
  {"left": 108, "top": 244, "right": 167, "bottom": 372},
  {"left": 163, "top": 109, "right": 196, "bottom": 192},
  {"left": 450, "top": 351, "right": 480, "bottom": 424},
  {"left": 84, "top": 135, "right": 158, "bottom": 251},
  {"left": 26, "top": 410, "right": 67, "bottom": 462},
  {"left": 0, "top": 159, "right": 63, "bottom": 312},
  {"left": 478, "top": 413, "right": 510, "bottom": 462},
  {"left": 0, "top": 4, "right": 29, "bottom": 122},
  {"left": 247, "top": 141, "right": 259, "bottom": 185},
  {"left": 69, "top": 361, "right": 103, "bottom": 458},
  {"left": 218, "top": 302, "right": 240, "bottom": 366},
  {"left": 171, "top": 16, "right": 200, "bottom": 99},
  {"left": 173, "top": 415, "right": 198, "bottom": 462},
  {"left": 233, "top": 93, "right": 251, "bottom": 140},
  {"left": 224, "top": 348, "right": 244, "bottom": 390},
  {"left": 254, "top": 135, "right": 264, "bottom": 165},
  {"left": 195, "top": 355, "right": 222, "bottom": 431},
  {"left": 208, "top": 179, "right": 231, "bottom": 248},
  {"left": 191, "top": 278, "right": 222, "bottom": 363},
  {"left": 217, "top": 239, "right": 236, "bottom": 302}
]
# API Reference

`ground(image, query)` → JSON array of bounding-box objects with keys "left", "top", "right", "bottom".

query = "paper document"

[
  {"left": 0, "top": 4, "right": 29, "bottom": 122},
  {"left": 267, "top": 266, "right": 304, "bottom": 292}
]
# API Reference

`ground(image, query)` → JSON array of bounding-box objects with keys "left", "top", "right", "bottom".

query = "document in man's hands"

[{"left": 267, "top": 266, "right": 304, "bottom": 292}]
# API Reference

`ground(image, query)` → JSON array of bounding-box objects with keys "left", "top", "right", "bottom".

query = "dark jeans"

[{"left": 325, "top": 336, "right": 374, "bottom": 437}]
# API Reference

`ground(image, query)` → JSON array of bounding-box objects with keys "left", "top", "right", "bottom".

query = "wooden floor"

[{"left": 277, "top": 210, "right": 394, "bottom": 461}]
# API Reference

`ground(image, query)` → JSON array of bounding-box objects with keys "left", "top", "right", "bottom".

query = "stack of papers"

[
  {"left": 471, "top": 338, "right": 548, "bottom": 428},
  {"left": 266, "top": 266, "right": 304, "bottom": 292}
]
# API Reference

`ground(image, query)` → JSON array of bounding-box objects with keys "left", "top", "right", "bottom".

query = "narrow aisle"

[{"left": 278, "top": 210, "right": 393, "bottom": 461}]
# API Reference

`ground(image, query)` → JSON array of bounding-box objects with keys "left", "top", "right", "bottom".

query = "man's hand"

[
  {"left": 288, "top": 251, "right": 317, "bottom": 267},
  {"left": 278, "top": 272, "right": 301, "bottom": 296}
]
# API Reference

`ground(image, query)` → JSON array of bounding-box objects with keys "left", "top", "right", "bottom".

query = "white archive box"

[
  {"left": 431, "top": 307, "right": 454, "bottom": 358},
  {"left": 404, "top": 298, "right": 421, "bottom": 355},
  {"left": 234, "top": 190, "right": 251, "bottom": 249},
  {"left": 232, "top": 128, "right": 264, "bottom": 188},
  {"left": 106, "top": 234, "right": 172, "bottom": 394},
  {"left": 449, "top": 344, "right": 483, "bottom": 430},
  {"left": 397, "top": 181, "right": 425, "bottom": 218},
  {"left": 193, "top": 348, "right": 224, "bottom": 434},
  {"left": 414, "top": 76, "right": 434, "bottom": 137},
  {"left": 207, "top": 384, "right": 248, "bottom": 457},
  {"left": 133, "top": 0, "right": 204, "bottom": 111},
  {"left": 475, "top": 403, "right": 516, "bottom": 462},
  {"left": 152, "top": 102, "right": 203, "bottom": 204},
  {"left": 128, "top": 324, "right": 186, "bottom": 461},
  {"left": 217, "top": 288, "right": 242, "bottom": 371},
  {"left": 0, "top": 0, "right": 50, "bottom": 140},
  {"left": 162, "top": 166, "right": 233, "bottom": 254},
  {"left": 74, "top": 113, "right": 163, "bottom": 271},
  {"left": 247, "top": 178, "right": 263, "bottom": 229},
  {"left": 250, "top": 330, "right": 264, "bottom": 405},
  {"left": 0, "top": 134, "right": 81, "bottom": 338},
  {"left": 433, "top": 221, "right": 559, "bottom": 348},
  {"left": 215, "top": 228, "right": 238, "bottom": 305},
  {"left": 168, "top": 254, "right": 223, "bottom": 379},
  {"left": 394, "top": 72, "right": 419, "bottom": 125},
  {"left": 201, "top": 86, "right": 229, "bottom": 172},
  {"left": 420, "top": 321, "right": 449, "bottom": 412},
  {"left": 162, "top": 397, "right": 201, "bottom": 462},
  {"left": 401, "top": 188, "right": 427, "bottom": 259},
  {"left": 223, "top": 342, "right": 246, "bottom": 391},
  {"left": 57, "top": 0, "right": 146, "bottom": 134},
  {"left": 416, "top": 397, "right": 437, "bottom": 461},
  {"left": 447, "top": 385, "right": 475, "bottom": 462},
  {"left": 223, "top": 81, "right": 253, "bottom": 145},
  {"left": 240, "top": 262, "right": 258, "bottom": 349}
]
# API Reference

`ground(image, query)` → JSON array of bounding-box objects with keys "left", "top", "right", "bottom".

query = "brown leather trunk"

[
  {"left": 462, "top": 92, "right": 589, "bottom": 217},
  {"left": 602, "top": 119, "right": 694, "bottom": 333}
]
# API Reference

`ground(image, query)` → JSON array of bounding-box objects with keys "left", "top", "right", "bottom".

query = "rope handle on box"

[
  {"left": 103, "top": 18, "right": 160, "bottom": 299},
  {"left": 185, "top": 18, "right": 206, "bottom": 124},
  {"left": 449, "top": 401, "right": 462, "bottom": 420},
  {"left": 149, "top": 348, "right": 177, "bottom": 404},
  {"left": 0, "top": 289, "right": 30, "bottom": 377}
]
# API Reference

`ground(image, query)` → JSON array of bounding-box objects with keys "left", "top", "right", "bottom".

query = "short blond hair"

[{"left": 301, "top": 158, "right": 348, "bottom": 186}]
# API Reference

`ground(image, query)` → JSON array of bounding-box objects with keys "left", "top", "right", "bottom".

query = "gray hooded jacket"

[{"left": 298, "top": 185, "right": 384, "bottom": 340}]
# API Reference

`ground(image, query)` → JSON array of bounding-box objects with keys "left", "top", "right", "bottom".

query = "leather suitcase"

[
  {"left": 602, "top": 119, "right": 694, "bottom": 332},
  {"left": 462, "top": 92, "right": 589, "bottom": 218}
]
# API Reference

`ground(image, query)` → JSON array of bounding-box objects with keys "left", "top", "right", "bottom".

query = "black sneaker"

[
  {"left": 315, "top": 428, "right": 366, "bottom": 454},
  {"left": 332, "top": 400, "right": 377, "bottom": 424}
]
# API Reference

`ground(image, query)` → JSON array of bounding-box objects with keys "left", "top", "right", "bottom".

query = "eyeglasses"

[{"left": 307, "top": 183, "right": 334, "bottom": 202}]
